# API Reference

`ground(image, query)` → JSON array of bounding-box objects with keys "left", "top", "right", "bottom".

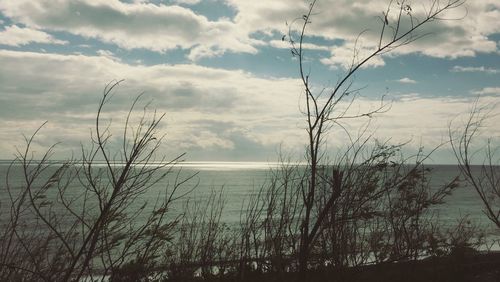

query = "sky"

[{"left": 0, "top": 0, "right": 499, "bottom": 163}]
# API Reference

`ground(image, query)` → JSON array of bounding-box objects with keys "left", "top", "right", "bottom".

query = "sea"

[
  {"left": 167, "top": 162, "right": 492, "bottom": 227},
  {"left": 1, "top": 161, "right": 499, "bottom": 245}
]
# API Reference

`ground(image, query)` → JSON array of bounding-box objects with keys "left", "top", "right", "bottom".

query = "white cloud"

[
  {"left": 0, "top": 0, "right": 257, "bottom": 59},
  {"left": 397, "top": 77, "right": 417, "bottom": 84},
  {"left": 472, "top": 87, "right": 500, "bottom": 95},
  {"left": 0, "top": 50, "right": 303, "bottom": 159},
  {"left": 269, "top": 39, "right": 329, "bottom": 51},
  {"left": 229, "top": 0, "right": 499, "bottom": 66},
  {"left": 1, "top": 0, "right": 498, "bottom": 63},
  {"left": 451, "top": 65, "right": 499, "bottom": 74},
  {"left": 96, "top": 49, "right": 120, "bottom": 61},
  {"left": 327, "top": 94, "right": 500, "bottom": 161},
  {"left": 0, "top": 25, "right": 68, "bottom": 46},
  {"left": 0, "top": 0, "right": 498, "bottom": 161},
  {"left": 320, "top": 43, "right": 385, "bottom": 69},
  {"left": 0, "top": 50, "right": 499, "bottom": 161}
]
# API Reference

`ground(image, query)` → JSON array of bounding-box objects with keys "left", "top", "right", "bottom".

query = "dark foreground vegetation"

[
  {"left": 2, "top": 0, "right": 500, "bottom": 281},
  {"left": 153, "top": 250, "right": 500, "bottom": 282}
]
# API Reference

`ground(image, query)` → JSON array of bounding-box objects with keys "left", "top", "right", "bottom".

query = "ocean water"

[
  {"left": 0, "top": 162, "right": 497, "bottom": 238},
  {"left": 177, "top": 163, "right": 492, "bottom": 227}
]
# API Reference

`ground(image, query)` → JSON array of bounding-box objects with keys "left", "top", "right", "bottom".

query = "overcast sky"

[{"left": 0, "top": 0, "right": 499, "bottom": 163}]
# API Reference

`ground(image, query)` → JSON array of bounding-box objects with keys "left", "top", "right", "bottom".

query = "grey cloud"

[
  {"left": 137, "top": 82, "right": 238, "bottom": 111},
  {"left": 231, "top": 0, "right": 499, "bottom": 64},
  {"left": 3, "top": 50, "right": 495, "bottom": 162},
  {"left": 182, "top": 126, "right": 278, "bottom": 161},
  {"left": 0, "top": 0, "right": 256, "bottom": 57},
  {"left": 0, "top": 50, "right": 245, "bottom": 122},
  {"left": 2, "top": 0, "right": 496, "bottom": 63},
  {"left": 0, "top": 50, "right": 305, "bottom": 159}
]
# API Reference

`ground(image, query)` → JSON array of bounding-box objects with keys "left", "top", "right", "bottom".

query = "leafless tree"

[
  {"left": 450, "top": 100, "right": 500, "bottom": 229},
  {"left": 0, "top": 81, "right": 193, "bottom": 281},
  {"left": 287, "top": 0, "right": 465, "bottom": 276}
]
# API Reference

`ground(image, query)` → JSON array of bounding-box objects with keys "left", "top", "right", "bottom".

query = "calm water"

[
  {"left": 0, "top": 162, "right": 497, "bottom": 236},
  {"left": 179, "top": 163, "right": 493, "bottom": 229}
]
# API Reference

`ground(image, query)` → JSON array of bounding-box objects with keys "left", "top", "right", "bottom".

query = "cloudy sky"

[{"left": 0, "top": 0, "right": 499, "bottom": 163}]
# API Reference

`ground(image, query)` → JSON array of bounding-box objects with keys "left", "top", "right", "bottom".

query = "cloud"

[
  {"left": 229, "top": 0, "right": 499, "bottom": 67},
  {"left": 0, "top": 0, "right": 257, "bottom": 59},
  {"left": 0, "top": 50, "right": 303, "bottom": 159},
  {"left": 451, "top": 65, "right": 500, "bottom": 74},
  {"left": 472, "top": 87, "right": 500, "bottom": 95},
  {"left": 1, "top": 50, "right": 499, "bottom": 161},
  {"left": 2, "top": 0, "right": 498, "bottom": 63},
  {"left": 171, "top": 0, "right": 202, "bottom": 4},
  {"left": 329, "top": 93, "right": 500, "bottom": 160},
  {"left": 96, "top": 49, "right": 121, "bottom": 61},
  {"left": 0, "top": 25, "right": 68, "bottom": 46},
  {"left": 320, "top": 43, "right": 385, "bottom": 69},
  {"left": 268, "top": 39, "right": 329, "bottom": 51},
  {"left": 397, "top": 77, "right": 417, "bottom": 84},
  {"left": 0, "top": 0, "right": 499, "bottom": 161}
]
